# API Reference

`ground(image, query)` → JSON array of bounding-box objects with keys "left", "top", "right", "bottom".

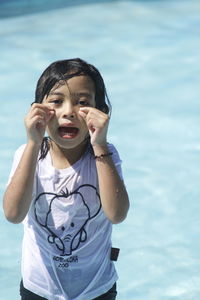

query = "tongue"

[{"left": 59, "top": 127, "right": 78, "bottom": 138}]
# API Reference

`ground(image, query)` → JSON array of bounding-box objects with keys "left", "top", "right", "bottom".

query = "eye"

[
  {"left": 78, "top": 99, "right": 90, "bottom": 106},
  {"left": 49, "top": 99, "right": 63, "bottom": 105}
]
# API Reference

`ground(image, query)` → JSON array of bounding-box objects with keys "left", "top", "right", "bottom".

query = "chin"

[{"left": 51, "top": 137, "right": 89, "bottom": 151}]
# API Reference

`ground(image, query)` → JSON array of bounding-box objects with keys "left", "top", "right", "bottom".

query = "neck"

[{"left": 49, "top": 139, "right": 89, "bottom": 169}]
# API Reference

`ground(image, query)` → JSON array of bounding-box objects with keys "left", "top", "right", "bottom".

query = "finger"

[
  {"left": 35, "top": 117, "right": 46, "bottom": 128},
  {"left": 46, "top": 109, "right": 55, "bottom": 122},
  {"left": 87, "top": 120, "right": 96, "bottom": 133},
  {"left": 30, "top": 106, "right": 54, "bottom": 123},
  {"left": 79, "top": 107, "right": 103, "bottom": 120},
  {"left": 79, "top": 107, "right": 104, "bottom": 116},
  {"left": 31, "top": 103, "right": 55, "bottom": 115},
  {"left": 78, "top": 109, "right": 87, "bottom": 120},
  {"left": 79, "top": 108, "right": 103, "bottom": 120},
  {"left": 87, "top": 114, "right": 109, "bottom": 129},
  {"left": 26, "top": 114, "right": 46, "bottom": 127},
  {"left": 81, "top": 107, "right": 109, "bottom": 123},
  {"left": 79, "top": 107, "right": 91, "bottom": 113}
]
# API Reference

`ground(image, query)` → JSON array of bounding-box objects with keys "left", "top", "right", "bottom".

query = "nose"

[{"left": 62, "top": 101, "right": 75, "bottom": 119}]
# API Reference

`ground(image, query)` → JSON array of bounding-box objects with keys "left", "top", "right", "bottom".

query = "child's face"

[{"left": 43, "top": 75, "right": 95, "bottom": 150}]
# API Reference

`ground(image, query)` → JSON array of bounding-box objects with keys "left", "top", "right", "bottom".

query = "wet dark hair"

[{"left": 33, "top": 58, "right": 111, "bottom": 159}]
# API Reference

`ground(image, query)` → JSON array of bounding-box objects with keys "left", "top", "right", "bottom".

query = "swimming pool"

[{"left": 0, "top": 0, "right": 200, "bottom": 299}]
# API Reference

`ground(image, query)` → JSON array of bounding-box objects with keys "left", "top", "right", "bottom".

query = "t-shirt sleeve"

[
  {"left": 107, "top": 143, "right": 124, "bottom": 180},
  {"left": 7, "top": 144, "right": 26, "bottom": 185},
  {"left": 6, "top": 144, "right": 37, "bottom": 204}
]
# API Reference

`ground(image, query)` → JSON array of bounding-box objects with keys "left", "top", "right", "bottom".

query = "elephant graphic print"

[{"left": 34, "top": 184, "right": 102, "bottom": 256}]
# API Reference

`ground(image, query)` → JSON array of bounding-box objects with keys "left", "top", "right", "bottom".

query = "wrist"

[
  {"left": 94, "top": 152, "right": 113, "bottom": 160},
  {"left": 92, "top": 143, "right": 108, "bottom": 156},
  {"left": 27, "top": 139, "right": 42, "bottom": 151}
]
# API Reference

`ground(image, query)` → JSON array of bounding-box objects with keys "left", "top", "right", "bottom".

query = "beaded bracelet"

[{"left": 94, "top": 152, "right": 113, "bottom": 160}]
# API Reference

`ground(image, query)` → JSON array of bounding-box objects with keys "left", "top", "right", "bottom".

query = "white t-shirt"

[{"left": 9, "top": 143, "right": 123, "bottom": 300}]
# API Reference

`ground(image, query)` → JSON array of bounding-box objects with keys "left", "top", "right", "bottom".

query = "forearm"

[
  {"left": 78, "top": 107, "right": 129, "bottom": 223},
  {"left": 3, "top": 141, "right": 40, "bottom": 223},
  {"left": 93, "top": 145, "right": 129, "bottom": 224}
]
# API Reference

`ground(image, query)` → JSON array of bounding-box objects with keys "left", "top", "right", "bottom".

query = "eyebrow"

[
  {"left": 48, "top": 92, "right": 64, "bottom": 96},
  {"left": 72, "top": 92, "right": 93, "bottom": 98},
  {"left": 48, "top": 91, "right": 94, "bottom": 99}
]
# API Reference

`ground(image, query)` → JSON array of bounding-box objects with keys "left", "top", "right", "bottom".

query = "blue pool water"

[{"left": 0, "top": 0, "right": 200, "bottom": 299}]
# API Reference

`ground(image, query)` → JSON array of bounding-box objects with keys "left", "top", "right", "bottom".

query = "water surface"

[{"left": 0, "top": 0, "right": 200, "bottom": 299}]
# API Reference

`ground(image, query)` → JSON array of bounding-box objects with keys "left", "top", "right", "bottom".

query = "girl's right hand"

[{"left": 25, "top": 103, "right": 55, "bottom": 145}]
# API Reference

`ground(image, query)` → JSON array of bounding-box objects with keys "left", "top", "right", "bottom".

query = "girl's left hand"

[{"left": 79, "top": 107, "right": 109, "bottom": 147}]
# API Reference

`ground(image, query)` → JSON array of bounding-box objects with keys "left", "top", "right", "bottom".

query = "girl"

[{"left": 3, "top": 58, "right": 129, "bottom": 300}]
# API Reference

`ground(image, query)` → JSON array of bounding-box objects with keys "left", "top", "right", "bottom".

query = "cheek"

[
  {"left": 78, "top": 115, "right": 88, "bottom": 131},
  {"left": 81, "top": 121, "right": 89, "bottom": 133},
  {"left": 46, "top": 116, "right": 58, "bottom": 132}
]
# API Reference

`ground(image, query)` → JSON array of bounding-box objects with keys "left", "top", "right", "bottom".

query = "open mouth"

[{"left": 58, "top": 126, "right": 79, "bottom": 139}]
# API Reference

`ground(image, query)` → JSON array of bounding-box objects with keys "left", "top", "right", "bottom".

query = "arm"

[
  {"left": 79, "top": 107, "right": 129, "bottom": 224},
  {"left": 93, "top": 144, "right": 129, "bottom": 224},
  {"left": 3, "top": 104, "right": 54, "bottom": 224},
  {"left": 3, "top": 142, "right": 41, "bottom": 223}
]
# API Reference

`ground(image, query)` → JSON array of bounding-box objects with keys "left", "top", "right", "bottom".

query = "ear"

[
  {"left": 74, "top": 184, "right": 101, "bottom": 219},
  {"left": 34, "top": 192, "right": 56, "bottom": 227}
]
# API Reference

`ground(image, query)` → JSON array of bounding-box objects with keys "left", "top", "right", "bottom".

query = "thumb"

[{"left": 46, "top": 109, "right": 55, "bottom": 122}]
